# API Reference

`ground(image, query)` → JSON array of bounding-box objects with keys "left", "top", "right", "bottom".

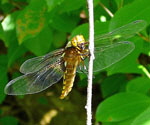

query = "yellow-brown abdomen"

[{"left": 60, "top": 48, "right": 81, "bottom": 99}]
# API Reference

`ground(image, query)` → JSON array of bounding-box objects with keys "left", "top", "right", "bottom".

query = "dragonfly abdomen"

[{"left": 60, "top": 48, "right": 81, "bottom": 99}]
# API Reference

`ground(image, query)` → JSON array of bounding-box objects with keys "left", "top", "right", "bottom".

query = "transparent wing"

[
  {"left": 94, "top": 20, "right": 146, "bottom": 46},
  {"left": 5, "top": 59, "right": 64, "bottom": 95},
  {"left": 77, "top": 20, "right": 146, "bottom": 73},
  {"left": 20, "top": 48, "right": 64, "bottom": 74},
  {"left": 77, "top": 41, "right": 135, "bottom": 73}
]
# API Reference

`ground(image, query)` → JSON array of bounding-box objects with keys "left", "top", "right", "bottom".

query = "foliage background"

[{"left": 0, "top": 0, "right": 150, "bottom": 125}]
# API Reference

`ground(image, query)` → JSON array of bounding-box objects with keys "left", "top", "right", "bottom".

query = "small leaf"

[{"left": 96, "top": 92, "right": 150, "bottom": 122}]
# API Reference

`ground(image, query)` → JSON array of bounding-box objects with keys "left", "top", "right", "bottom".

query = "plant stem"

[
  {"left": 99, "top": 2, "right": 114, "bottom": 17},
  {"left": 86, "top": 0, "right": 95, "bottom": 125}
]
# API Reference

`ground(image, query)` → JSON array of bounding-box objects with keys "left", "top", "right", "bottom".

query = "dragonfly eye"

[{"left": 71, "top": 40, "right": 77, "bottom": 47}]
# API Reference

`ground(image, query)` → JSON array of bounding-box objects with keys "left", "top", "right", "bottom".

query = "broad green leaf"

[
  {"left": 114, "top": 0, "right": 135, "bottom": 9},
  {"left": 102, "top": 122, "right": 117, "bottom": 125},
  {"left": 7, "top": 42, "right": 27, "bottom": 68},
  {"left": 23, "top": 27, "right": 53, "bottom": 56},
  {"left": 96, "top": 92, "right": 150, "bottom": 122},
  {"left": 102, "top": 117, "right": 136, "bottom": 125},
  {"left": 58, "top": 0, "right": 85, "bottom": 12},
  {"left": 2, "top": 12, "right": 27, "bottom": 67},
  {"left": 71, "top": 23, "right": 89, "bottom": 40},
  {"left": 52, "top": 30, "right": 66, "bottom": 48},
  {"left": 0, "top": 116, "right": 18, "bottom": 125},
  {"left": 126, "top": 77, "right": 150, "bottom": 94},
  {"left": 16, "top": 0, "right": 48, "bottom": 44},
  {"left": 106, "top": 38, "right": 144, "bottom": 74},
  {"left": 101, "top": 74, "right": 127, "bottom": 98},
  {"left": 71, "top": 21, "right": 109, "bottom": 41},
  {"left": 131, "top": 106, "right": 150, "bottom": 125},
  {"left": 50, "top": 13, "right": 79, "bottom": 32},
  {"left": 110, "top": 0, "right": 150, "bottom": 30},
  {"left": 45, "top": 0, "right": 64, "bottom": 12}
]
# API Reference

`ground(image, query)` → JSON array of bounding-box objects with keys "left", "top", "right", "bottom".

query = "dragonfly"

[{"left": 4, "top": 20, "right": 146, "bottom": 99}]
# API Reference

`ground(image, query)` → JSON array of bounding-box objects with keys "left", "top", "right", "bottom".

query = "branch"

[
  {"left": 99, "top": 2, "right": 114, "bottom": 17},
  {"left": 86, "top": 0, "right": 95, "bottom": 125}
]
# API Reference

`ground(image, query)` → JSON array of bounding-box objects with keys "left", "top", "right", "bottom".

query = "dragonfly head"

[{"left": 71, "top": 35, "right": 88, "bottom": 50}]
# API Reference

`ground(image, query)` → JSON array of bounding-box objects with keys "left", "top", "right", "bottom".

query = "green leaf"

[
  {"left": 110, "top": 0, "right": 150, "bottom": 30},
  {"left": 0, "top": 23, "right": 4, "bottom": 41},
  {"left": 23, "top": 27, "right": 52, "bottom": 56},
  {"left": 16, "top": 0, "right": 48, "bottom": 44},
  {"left": 114, "top": 0, "right": 135, "bottom": 9},
  {"left": 106, "top": 38, "right": 144, "bottom": 74},
  {"left": 1, "top": 12, "right": 18, "bottom": 46},
  {"left": 0, "top": 116, "right": 18, "bottom": 125},
  {"left": 71, "top": 21, "right": 109, "bottom": 41},
  {"left": 0, "top": 55, "right": 8, "bottom": 104},
  {"left": 45, "top": 0, "right": 64, "bottom": 12},
  {"left": 1, "top": 0, "right": 9, "bottom": 4},
  {"left": 101, "top": 74, "right": 127, "bottom": 98},
  {"left": 7, "top": 42, "right": 27, "bottom": 68},
  {"left": 52, "top": 30, "right": 66, "bottom": 48},
  {"left": 142, "top": 41, "right": 150, "bottom": 55},
  {"left": 102, "top": 122, "right": 117, "bottom": 125},
  {"left": 131, "top": 106, "right": 150, "bottom": 125},
  {"left": 58, "top": 0, "right": 85, "bottom": 12},
  {"left": 71, "top": 23, "right": 89, "bottom": 40},
  {"left": 96, "top": 92, "right": 150, "bottom": 122},
  {"left": 126, "top": 77, "right": 150, "bottom": 95},
  {"left": 50, "top": 13, "right": 79, "bottom": 32},
  {"left": 0, "top": 72, "right": 8, "bottom": 104}
]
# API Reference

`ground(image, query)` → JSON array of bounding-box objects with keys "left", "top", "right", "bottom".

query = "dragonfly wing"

[
  {"left": 93, "top": 41, "right": 135, "bottom": 72},
  {"left": 20, "top": 48, "right": 64, "bottom": 74},
  {"left": 5, "top": 60, "right": 64, "bottom": 95},
  {"left": 94, "top": 20, "right": 146, "bottom": 46},
  {"left": 77, "top": 41, "right": 134, "bottom": 73}
]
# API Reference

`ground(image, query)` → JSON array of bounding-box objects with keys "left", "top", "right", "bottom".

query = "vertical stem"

[{"left": 86, "top": 0, "right": 94, "bottom": 125}]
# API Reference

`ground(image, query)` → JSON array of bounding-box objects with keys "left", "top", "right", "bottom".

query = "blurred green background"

[{"left": 0, "top": 0, "right": 150, "bottom": 125}]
